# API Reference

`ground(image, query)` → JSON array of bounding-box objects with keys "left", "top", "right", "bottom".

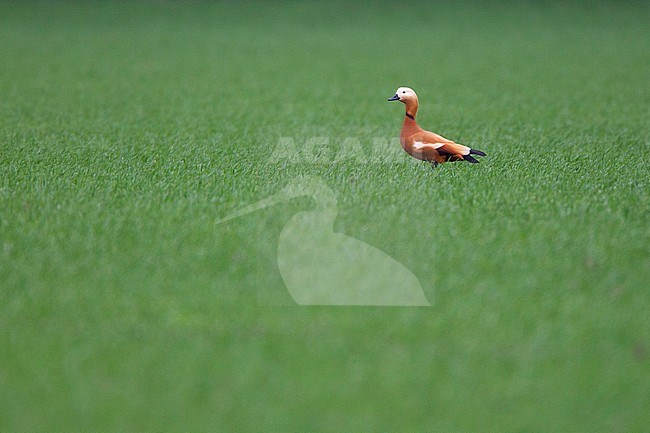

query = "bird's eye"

[{"left": 402, "top": 91, "right": 406, "bottom": 94}]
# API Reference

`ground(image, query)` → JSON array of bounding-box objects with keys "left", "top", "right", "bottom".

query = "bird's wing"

[{"left": 412, "top": 131, "right": 470, "bottom": 156}]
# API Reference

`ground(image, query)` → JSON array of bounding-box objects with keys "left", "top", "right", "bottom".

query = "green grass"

[{"left": 1, "top": 1, "right": 649, "bottom": 431}]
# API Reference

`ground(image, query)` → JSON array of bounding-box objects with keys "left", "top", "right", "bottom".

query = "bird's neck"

[
  {"left": 405, "top": 98, "right": 418, "bottom": 120},
  {"left": 400, "top": 114, "right": 422, "bottom": 142}
]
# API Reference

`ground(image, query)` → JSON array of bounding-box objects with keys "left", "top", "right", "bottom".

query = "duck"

[{"left": 388, "top": 87, "right": 486, "bottom": 167}]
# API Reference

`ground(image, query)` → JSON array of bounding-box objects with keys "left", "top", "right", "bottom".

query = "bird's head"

[{"left": 387, "top": 87, "right": 418, "bottom": 104}]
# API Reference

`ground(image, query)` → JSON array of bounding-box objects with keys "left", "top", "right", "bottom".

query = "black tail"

[
  {"left": 463, "top": 154, "right": 480, "bottom": 164},
  {"left": 469, "top": 149, "right": 486, "bottom": 157}
]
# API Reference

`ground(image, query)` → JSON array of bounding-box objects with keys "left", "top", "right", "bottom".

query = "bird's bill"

[
  {"left": 216, "top": 191, "right": 288, "bottom": 224},
  {"left": 387, "top": 94, "right": 400, "bottom": 101}
]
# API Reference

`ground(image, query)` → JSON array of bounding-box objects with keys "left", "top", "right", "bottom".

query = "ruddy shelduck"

[{"left": 388, "top": 87, "right": 486, "bottom": 167}]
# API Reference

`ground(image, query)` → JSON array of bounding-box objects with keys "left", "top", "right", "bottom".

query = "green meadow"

[{"left": 1, "top": 1, "right": 649, "bottom": 431}]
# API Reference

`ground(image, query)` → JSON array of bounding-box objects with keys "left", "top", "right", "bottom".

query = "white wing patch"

[
  {"left": 413, "top": 141, "right": 445, "bottom": 150},
  {"left": 412, "top": 141, "right": 471, "bottom": 155}
]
